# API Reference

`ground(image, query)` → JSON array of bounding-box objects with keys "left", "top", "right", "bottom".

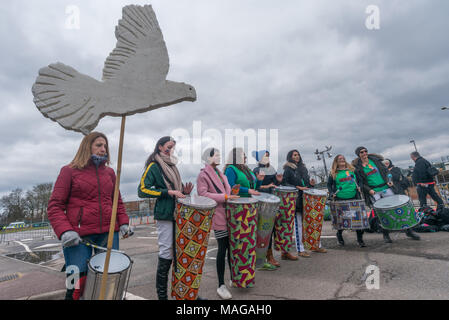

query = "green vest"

[
  {"left": 363, "top": 159, "right": 388, "bottom": 192},
  {"left": 228, "top": 165, "right": 256, "bottom": 197},
  {"left": 335, "top": 170, "right": 357, "bottom": 199}
]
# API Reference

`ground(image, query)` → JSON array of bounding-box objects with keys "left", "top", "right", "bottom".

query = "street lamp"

[
  {"left": 315, "top": 146, "right": 332, "bottom": 179},
  {"left": 410, "top": 139, "right": 418, "bottom": 152}
]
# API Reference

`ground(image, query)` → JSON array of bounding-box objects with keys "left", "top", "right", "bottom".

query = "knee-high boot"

[{"left": 156, "top": 257, "right": 172, "bottom": 300}]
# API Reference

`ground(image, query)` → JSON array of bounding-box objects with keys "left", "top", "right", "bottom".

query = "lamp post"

[
  {"left": 315, "top": 146, "right": 332, "bottom": 179},
  {"left": 410, "top": 139, "right": 418, "bottom": 153}
]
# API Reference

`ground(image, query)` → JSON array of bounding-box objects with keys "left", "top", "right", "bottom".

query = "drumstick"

[{"left": 81, "top": 240, "right": 125, "bottom": 254}]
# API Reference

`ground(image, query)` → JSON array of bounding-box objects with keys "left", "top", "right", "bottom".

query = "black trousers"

[{"left": 417, "top": 184, "right": 444, "bottom": 208}]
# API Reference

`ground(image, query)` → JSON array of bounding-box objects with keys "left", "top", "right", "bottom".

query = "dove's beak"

[{"left": 187, "top": 86, "right": 197, "bottom": 102}]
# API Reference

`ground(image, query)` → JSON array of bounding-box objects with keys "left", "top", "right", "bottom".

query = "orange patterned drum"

[
  {"left": 171, "top": 196, "right": 216, "bottom": 300},
  {"left": 302, "top": 189, "right": 327, "bottom": 251}
]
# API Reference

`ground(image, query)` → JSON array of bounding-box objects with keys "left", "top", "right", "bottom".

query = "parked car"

[{"left": 32, "top": 222, "right": 50, "bottom": 228}]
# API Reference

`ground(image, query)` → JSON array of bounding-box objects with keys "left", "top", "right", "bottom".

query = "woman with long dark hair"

[
  {"left": 138, "top": 136, "right": 193, "bottom": 300},
  {"left": 283, "top": 149, "right": 326, "bottom": 257}
]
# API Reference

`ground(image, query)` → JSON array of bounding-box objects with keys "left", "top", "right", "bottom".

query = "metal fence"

[
  {"left": 436, "top": 182, "right": 449, "bottom": 206},
  {"left": 0, "top": 227, "right": 56, "bottom": 244},
  {"left": 128, "top": 209, "right": 154, "bottom": 227}
]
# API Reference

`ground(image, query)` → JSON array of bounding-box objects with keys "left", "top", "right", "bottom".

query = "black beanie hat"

[{"left": 355, "top": 146, "right": 367, "bottom": 157}]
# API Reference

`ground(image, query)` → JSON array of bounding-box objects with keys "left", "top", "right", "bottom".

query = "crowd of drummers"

[{"left": 47, "top": 133, "right": 444, "bottom": 300}]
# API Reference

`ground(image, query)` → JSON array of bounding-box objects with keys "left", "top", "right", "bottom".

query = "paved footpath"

[{"left": 1, "top": 220, "right": 448, "bottom": 300}]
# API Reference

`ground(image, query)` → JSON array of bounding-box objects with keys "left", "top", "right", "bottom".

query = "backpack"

[{"left": 427, "top": 166, "right": 439, "bottom": 177}]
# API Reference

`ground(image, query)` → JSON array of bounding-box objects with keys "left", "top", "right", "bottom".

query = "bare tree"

[
  {"left": 1, "top": 188, "right": 27, "bottom": 223},
  {"left": 32, "top": 183, "right": 53, "bottom": 222}
]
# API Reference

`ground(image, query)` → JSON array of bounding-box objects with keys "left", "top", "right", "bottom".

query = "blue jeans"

[{"left": 63, "top": 232, "right": 119, "bottom": 274}]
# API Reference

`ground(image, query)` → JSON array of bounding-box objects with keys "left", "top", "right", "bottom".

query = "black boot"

[
  {"left": 156, "top": 257, "right": 172, "bottom": 300},
  {"left": 336, "top": 230, "right": 345, "bottom": 246},
  {"left": 382, "top": 229, "right": 392, "bottom": 243},
  {"left": 65, "top": 289, "right": 74, "bottom": 300},
  {"left": 356, "top": 230, "right": 366, "bottom": 247},
  {"left": 405, "top": 229, "right": 420, "bottom": 240}
]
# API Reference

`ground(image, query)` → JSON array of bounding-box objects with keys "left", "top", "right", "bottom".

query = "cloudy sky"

[{"left": 1, "top": 0, "right": 449, "bottom": 202}]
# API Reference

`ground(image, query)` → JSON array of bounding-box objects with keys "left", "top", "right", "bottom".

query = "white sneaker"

[{"left": 217, "top": 285, "right": 232, "bottom": 300}]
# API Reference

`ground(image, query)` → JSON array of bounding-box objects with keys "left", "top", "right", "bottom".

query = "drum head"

[
  {"left": 89, "top": 252, "right": 131, "bottom": 273},
  {"left": 275, "top": 186, "right": 298, "bottom": 193},
  {"left": 228, "top": 197, "right": 259, "bottom": 205},
  {"left": 178, "top": 195, "right": 217, "bottom": 209},
  {"left": 252, "top": 193, "right": 280, "bottom": 204},
  {"left": 304, "top": 189, "right": 328, "bottom": 196},
  {"left": 373, "top": 195, "right": 410, "bottom": 209}
]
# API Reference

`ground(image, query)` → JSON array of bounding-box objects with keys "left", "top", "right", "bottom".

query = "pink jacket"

[{"left": 196, "top": 164, "right": 231, "bottom": 231}]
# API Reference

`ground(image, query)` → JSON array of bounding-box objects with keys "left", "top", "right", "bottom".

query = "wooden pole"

[{"left": 99, "top": 116, "right": 126, "bottom": 300}]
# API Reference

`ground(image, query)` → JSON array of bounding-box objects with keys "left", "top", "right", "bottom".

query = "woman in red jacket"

[{"left": 47, "top": 132, "right": 132, "bottom": 300}]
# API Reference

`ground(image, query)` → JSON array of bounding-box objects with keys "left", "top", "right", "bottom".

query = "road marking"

[
  {"left": 20, "top": 239, "right": 34, "bottom": 242},
  {"left": 125, "top": 292, "right": 147, "bottom": 300},
  {"left": 14, "top": 241, "right": 33, "bottom": 253},
  {"left": 34, "top": 243, "right": 61, "bottom": 250}
]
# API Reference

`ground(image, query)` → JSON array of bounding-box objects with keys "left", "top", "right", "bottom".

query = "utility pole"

[
  {"left": 315, "top": 146, "right": 332, "bottom": 179},
  {"left": 410, "top": 139, "right": 418, "bottom": 153}
]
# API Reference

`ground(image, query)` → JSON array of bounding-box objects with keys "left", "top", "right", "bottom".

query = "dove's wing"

[
  {"left": 32, "top": 63, "right": 106, "bottom": 135},
  {"left": 102, "top": 5, "right": 169, "bottom": 87}
]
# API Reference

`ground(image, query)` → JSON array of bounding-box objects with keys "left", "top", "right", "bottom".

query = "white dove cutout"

[{"left": 32, "top": 5, "right": 197, "bottom": 135}]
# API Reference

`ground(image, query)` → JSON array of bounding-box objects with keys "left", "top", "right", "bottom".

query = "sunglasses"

[{"left": 359, "top": 150, "right": 368, "bottom": 154}]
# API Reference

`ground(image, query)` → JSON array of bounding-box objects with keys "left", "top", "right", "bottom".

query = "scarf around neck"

[{"left": 155, "top": 153, "right": 183, "bottom": 192}]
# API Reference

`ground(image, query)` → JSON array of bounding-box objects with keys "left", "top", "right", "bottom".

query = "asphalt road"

[{"left": 1, "top": 221, "right": 448, "bottom": 300}]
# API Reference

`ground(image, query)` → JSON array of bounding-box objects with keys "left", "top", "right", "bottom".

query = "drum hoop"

[
  {"left": 330, "top": 199, "right": 365, "bottom": 205},
  {"left": 88, "top": 252, "right": 133, "bottom": 274},
  {"left": 227, "top": 198, "right": 259, "bottom": 204},
  {"left": 373, "top": 198, "right": 413, "bottom": 211},
  {"left": 252, "top": 194, "right": 281, "bottom": 204},
  {"left": 304, "top": 189, "right": 328, "bottom": 196},
  {"left": 177, "top": 196, "right": 217, "bottom": 209}
]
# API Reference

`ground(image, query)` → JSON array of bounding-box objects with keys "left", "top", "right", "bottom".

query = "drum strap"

[{"left": 369, "top": 182, "right": 387, "bottom": 189}]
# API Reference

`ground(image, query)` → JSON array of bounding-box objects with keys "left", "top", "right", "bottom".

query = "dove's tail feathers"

[
  {"left": 103, "top": 5, "right": 163, "bottom": 81},
  {"left": 32, "top": 63, "right": 101, "bottom": 135}
]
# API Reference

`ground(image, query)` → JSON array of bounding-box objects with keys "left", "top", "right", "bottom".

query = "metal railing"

[
  {"left": 127, "top": 209, "right": 154, "bottom": 227},
  {"left": 0, "top": 227, "right": 56, "bottom": 244}
]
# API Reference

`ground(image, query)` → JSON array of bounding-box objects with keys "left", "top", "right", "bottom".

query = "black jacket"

[
  {"left": 412, "top": 157, "right": 435, "bottom": 184},
  {"left": 352, "top": 154, "right": 392, "bottom": 206},
  {"left": 282, "top": 162, "right": 312, "bottom": 212},
  {"left": 389, "top": 166, "right": 409, "bottom": 195},
  {"left": 327, "top": 172, "right": 363, "bottom": 200},
  {"left": 253, "top": 165, "right": 281, "bottom": 194}
]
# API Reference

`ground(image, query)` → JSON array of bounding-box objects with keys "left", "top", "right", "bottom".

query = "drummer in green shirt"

[
  {"left": 327, "top": 155, "right": 366, "bottom": 247},
  {"left": 352, "top": 146, "right": 420, "bottom": 243}
]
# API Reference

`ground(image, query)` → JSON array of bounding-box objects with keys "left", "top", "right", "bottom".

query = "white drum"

[{"left": 83, "top": 251, "right": 133, "bottom": 300}]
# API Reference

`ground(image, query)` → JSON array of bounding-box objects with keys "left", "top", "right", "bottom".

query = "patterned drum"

[
  {"left": 252, "top": 193, "right": 280, "bottom": 268},
  {"left": 273, "top": 186, "right": 298, "bottom": 254},
  {"left": 171, "top": 196, "right": 217, "bottom": 300},
  {"left": 226, "top": 197, "right": 258, "bottom": 288},
  {"left": 303, "top": 189, "right": 327, "bottom": 251},
  {"left": 373, "top": 195, "right": 421, "bottom": 231},
  {"left": 330, "top": 199, "right": 369, "bottom": 230}
]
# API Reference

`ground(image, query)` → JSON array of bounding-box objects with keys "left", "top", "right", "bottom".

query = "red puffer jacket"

[{"left": 47, "top": 161, "right": 129, "bottom": 239}]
